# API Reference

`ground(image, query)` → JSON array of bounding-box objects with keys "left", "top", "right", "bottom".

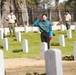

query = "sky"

[
  {"left": 59, "top": 0, "right": 64, "bottom": 3},
  {"left": 59, "top": 0, "right": 68, "bottom": 3},
  {"left": 39, "top": 0, "right": 68, "bottom": 9}
]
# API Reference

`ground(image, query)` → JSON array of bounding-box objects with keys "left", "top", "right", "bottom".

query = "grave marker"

[
  {"left": 60, "top": 24, "right": 64, "bottom": 31},
  {"left": 0, "top": 30, "right": 3, "bottom": 39},
  {"left": 0, "top": 50, "right": 5, "bottom": 75},
  {"left": 74, "top": 42, "right": 76, "bottom": 61},
  {"left": 59, "top": 35, "right": 65, "bottom": 47},
  {"left": 40, "top": 42, "right": 48, "bottom": 59},
  {"left": 45, "top": 49, "right": 63, "bottom": 75},
  {"left": 22, "top": 40, "right": 28, "bottom": 52},
  {"left": 75, "top": 25, "right": 76, "bottom": 32},
  {"left": 24, "top": 26, "right": 28, "bottom": 33},
  {"left": 67, "top": 29, "right": 72, "bottom": 38},
  {"left": 3, "top": 28, "right": 7, "bottom": 35},
  {"left": 3, "top": 38, "right": 8, "bottom": 50},
  {"left": 16, "top": 32, "right": 21, "bottom": 42}
]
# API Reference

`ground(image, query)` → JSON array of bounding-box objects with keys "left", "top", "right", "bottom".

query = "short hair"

[
  {"left": 10, "top": 10, "right": 13, "bottom": 13},
  {"left": 42, "top": 14, "right": 47, "bottom": 17},
  {"left": 65, "top": 10, "right": 69, "bottom": 13}
]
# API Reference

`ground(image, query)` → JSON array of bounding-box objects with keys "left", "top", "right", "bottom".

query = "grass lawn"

[{"left": 0, "top": 30, "right": 76, "bottom": 59}]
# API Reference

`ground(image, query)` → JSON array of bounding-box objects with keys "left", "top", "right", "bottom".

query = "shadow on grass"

[
  {"left": 51, "top": 42, "right": 60, "bottom": 46},
  {"left": 12, "top": 49, "right": 22, "bottom": 53},
  {"left": 0, "top": 46, "right": 3, "bottom": 49}
]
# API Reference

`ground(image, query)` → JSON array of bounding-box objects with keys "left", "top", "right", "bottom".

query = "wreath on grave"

[
  {"left": 14, "top": 38, "right": 17, "bottom": 41},
  {"left": 62, "top": 55, "right": 74, "bottom": 61}
]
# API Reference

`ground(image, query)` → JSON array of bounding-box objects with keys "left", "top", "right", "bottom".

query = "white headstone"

[
  {"left": 45, "top": 49, "right": 63, "bottom": 75},
  {"left": 67, "top": 29, "right": 72, "bottom": 38},
  {"left": 24, "top": 26, "right": 28, "bottom": 33},
  {"left": 40, "top": 42, "right": 48, "bottom": 59},
  {"left": 16, "top": 32, "right": 21, "bottom": 42},
  {"left": 3, "top": 28, "right": 7, "bottom": 35},
  {"left": 74, "top": 42, "right": 76, "bottom": 61},
  {"left": 38, "top": 27, "right": 41, "bottom": 33},
  {"left": 59, "top": 35, "right": 65, "bottom": 47},
  {"left": 53, "top": 22, "right": 59, "bottom": 26},
  {"left": 0, "top": 50, "right": 5, "bottom": 75},
  {"left": 75, "top": 25, "right": 76, "bottom": 32},
  {"left": 22, "top": 40, "right": 28, "bottom": 52},
  {"left": 0, "top": 30, "right": 3, "bottom": 39},
  {"left": 60, "top": 24, "right": 64, "bottom": 31},
  {"left": 3, "top": 38, "right": 8, "bottom": 50}
]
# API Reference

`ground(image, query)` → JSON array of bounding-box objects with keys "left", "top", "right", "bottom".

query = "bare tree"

[{"left": 55, "top": 0, "right": 63, "bottom": 24}]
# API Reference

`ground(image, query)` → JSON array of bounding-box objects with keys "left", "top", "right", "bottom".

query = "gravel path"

[{"left": 4, "top": 58, "right": 76, "bottom": 75}]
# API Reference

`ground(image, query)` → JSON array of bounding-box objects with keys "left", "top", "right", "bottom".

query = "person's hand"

[
  {"left": 48, "top": 37, "right": 52, "bottom": 41},
  {"left": 15, "top": 23, "right": 17, "bottom": 27},
  {"left": 6, "top": 19, "right": 8, "bottom": 21},
  {"left": 39, "top": 17, "right": 43, "bottom": 21}
]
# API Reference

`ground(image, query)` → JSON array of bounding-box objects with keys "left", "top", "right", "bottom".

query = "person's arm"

[
  {"left": 33, "top": 17, "right": 43, "bottom": 26},
  {"left": 69, "top": 14, "right": 71, "bottom": 21},
  {"left": 6, "top": 15, "right": 9, "bottom": 21},
  {"left": 14, "top": 15, "right": 17, "bottom": 23},
  {"left": 33, "top": 19, "right": 40, "bottom": 26},
  {"left": 48, "top": 23, "right": 52, "bottom": 40}
]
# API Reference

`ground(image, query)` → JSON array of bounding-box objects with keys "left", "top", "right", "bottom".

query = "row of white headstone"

[
  {"left": 0, "top": 26, "right": 39, "bottom": 36},
  {"left": 1, "top": 38, "right": 28, "bottom": 52},
  {"left": 0, "top": 31, "right": 28, "bottom": 52},
  {"left": 0, "top": 25, "right": 76, "bottom": 35},
  {"left": 0, "top": 28, "right": 73, "bottom": 39},
  {"left": 0, "top": 41, "right": 76, "bottom": 75},
  {"left": 0, "top": 29, "right": 73, "bottom": 51},
  {"left": 0, "top": 30, "right": 72, "bottom": 50},
  {"left": 60, "top": 24, "right": 76, "bottom": 31}
]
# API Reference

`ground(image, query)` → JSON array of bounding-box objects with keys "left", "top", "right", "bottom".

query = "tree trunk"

[
  {"left": 10, "top": 0, "right": 15, "bottom": 12},
  {"left": 19, "top": 0, "right": 29, "bottom": 26},
  {"left": 55, "top": 0, "right": 62, "bottom": 24},
  {"left": 2, "top": 2, "right": 10, "bottom": 27},
  {"left": 1, "top": 0, "right": 29, "bottom": 26},
  {"left": 0, "top": 0, "right": 1, "bottom": 27}
]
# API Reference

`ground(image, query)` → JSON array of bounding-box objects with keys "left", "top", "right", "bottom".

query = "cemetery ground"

[{"left": 0, "top": 30, "right": 76, "bottom": 75}]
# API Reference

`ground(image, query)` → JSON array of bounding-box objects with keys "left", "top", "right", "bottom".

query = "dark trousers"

[
  {"left": 65, "top": 21, "right": 71, "bottom": 30},
  {"left": 41, "top": 32, "right": 50, "bottom": 49}
]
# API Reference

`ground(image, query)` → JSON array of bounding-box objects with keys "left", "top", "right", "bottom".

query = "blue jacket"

[{"left": 33, "top": 19, "right": 52, "bottom": 37}]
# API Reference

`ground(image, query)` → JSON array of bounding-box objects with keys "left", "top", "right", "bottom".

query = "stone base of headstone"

[
  {"left": 16, "top": 32, "right": 21, "bottom": 42},
  {"left": 3, "top": 38, "right": 8, "bottom": 50},
  {"left": 67, "top": 29, "right": 72, "bottom": 38},
  {"left": 22, "top": 40, "right": 28, "bottom": 52},
  {"left": 60, "top": 24, "right": 64, "bottom": 31},
  {"left": 40, "top": 42, "right": 48, "bottom": 60},
  {"left": 59, "top": 35, "right": 65, "bottom": 47},
  {"left": 45, "top": 49, "right": 63, "bottom": 75},
  {"left": 74, "top": 42, "right": 76, "bottom": 61},
  {"left": 0, "top": 50, "right": 4, "bottom": 75}
]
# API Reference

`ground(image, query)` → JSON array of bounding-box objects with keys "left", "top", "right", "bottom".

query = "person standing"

[
  {"left": 33, "top": 14, "right": 52, "bottom": 49},
  {"left": 64, "top": 10, "right": 71, "bottom": 30},
  {"left": 6, "top": 10, "right": 16, "bottom": 37}
]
